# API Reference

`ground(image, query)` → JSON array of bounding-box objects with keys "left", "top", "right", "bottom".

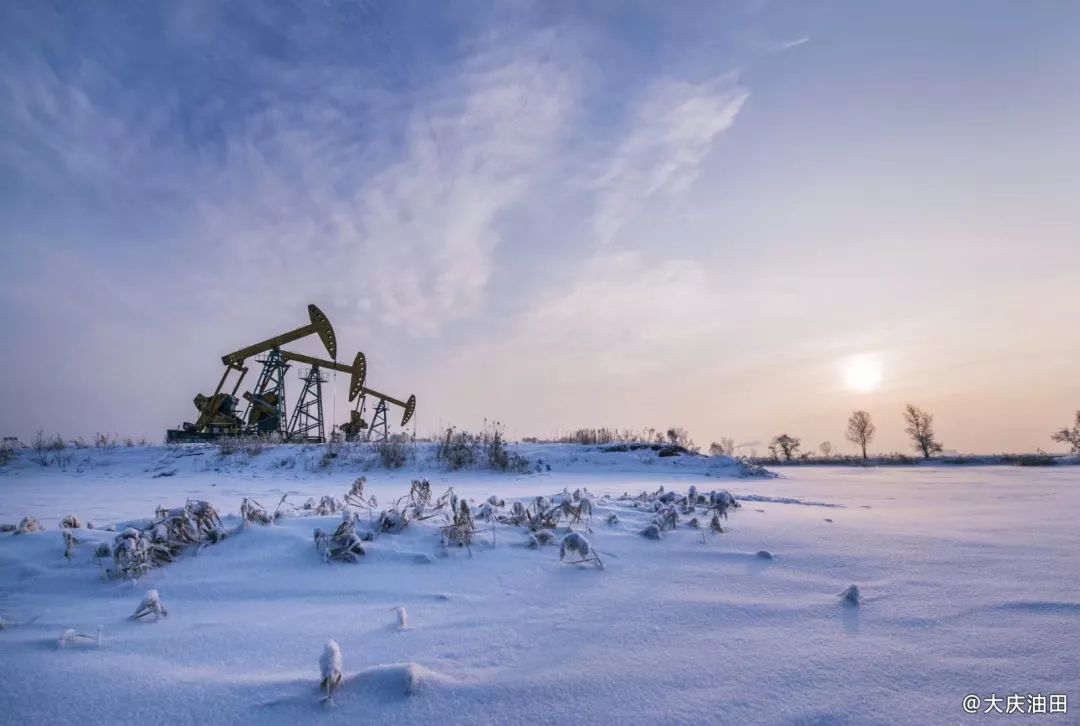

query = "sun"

[{"left": 842, "top": 353, "right": 883, "bottom": 393}]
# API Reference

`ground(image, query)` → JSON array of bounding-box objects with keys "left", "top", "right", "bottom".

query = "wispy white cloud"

[
  {"left": 184, "top": 29, "right": 583, "bottom": 336},
  {"left": 592, "top": 75, "right": 748, "bottom": 247},
  {"left": 776, "top": 36, "right": 810, "bottom": 50}
]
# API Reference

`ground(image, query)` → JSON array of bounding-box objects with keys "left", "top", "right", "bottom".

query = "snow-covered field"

[{"left": 1, "top": 445, "right": 1076, "bottom": 724}]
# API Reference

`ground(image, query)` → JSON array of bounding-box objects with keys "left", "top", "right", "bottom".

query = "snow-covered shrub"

[
  {"left": 131, "top": 589, "right": 168, "bottom": 620},
  {"left": 411, "top": 479, "right": 433, "bottom": 506},
  {"left": 435, "top": 427, "right": 478, "bottom": 470},
  {"left": 559, "top": 532, "right": 591, "bottom": 558},
  {"left": 240, "top": 498, "right": 273, "bottom": 526},
  {"left": 557, "top": 497, "right": 593, "bottom": 526},
  {"left": 313, "top": 496, "right": 343, "bottom": 516},
  {"left": 375, "top": 435, "right": 410, "bottom": 468},
  {"left": 559, "top": 532, "right": 603, "bottom": 568},
  {"left": 62, "top": 530, "right": 81, "bottom": 560},
  {"left": 90, "top": 541, "right": 111, "bottom": 576},
  {"left": 377, "top": 508, "right": 409, "bottom": 534},
  {"left": 484, "top": 426, "right": 530, "bottom": 473},
  {"left": 501, "top": 501, "right": 528, "bottom": 526},
  {"left": 641, "top": 523, "right": 662, "bottom": 540},
  {"left": 108, "top": 500, "right": 226, "bottom": 579},
  {"left": 58, "top": 627, "right": 100, "bottom": 648},
  {"left": 606, "top": 513, "right": 619, "bottom": 526},
  {"left": 532, "top": 529, "right": 557, "bottom": 546},
  {"left": 441, "top": 500, "right": 476, "bottom": 552},
  {"left": 707, "top": 490, "right": 738, "bottom": 532},
  {"left": 15, "top": 517, "right": 41, "bottom": 535},
  {"left": 522, "top": 496, "right": 561, "bottom": 531},
  {"left": 0, "top": 523, "right": 15, "bottom": 533},
  {"left": 435, "top": 423, "right": 530, "bottom": 472},
  {"left": 61, "top": 515, "right": 81, "bottom": 529},
  {"left": 344, "top": 477, "right": 372, "bottom": 509},
  {"left": 709, "top": 490, "right": 737, "bottom": 509},
  {"left": 113, "top": 528, "right": 153, "bottom": 579},
  {"left": 653, "top": 505, "right": 679, "bottom": 531},
  {"left": 154, "top": 500, "right": 223, "bottom": 545},
  {"left": 839, "top": 584, "right": 861, "bottom": 605},
  {"left": 709, "top": 511, "right": 725, "bottom": 533},
  {"left": 315, "top": 512, "right": 367, "bottom": 563},
  {"left": 319, "top": 640, "right": 343, "bottom": 703},
  {"left": 0, "top": 441, "right": 14, "bottom": 466}
]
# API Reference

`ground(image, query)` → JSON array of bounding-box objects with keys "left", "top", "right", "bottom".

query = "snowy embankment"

[{"left": 1, "top": 445, "right": 1078, "bottom": 724}]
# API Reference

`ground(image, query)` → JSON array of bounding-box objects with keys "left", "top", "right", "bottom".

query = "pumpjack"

[
  {"left": 279, "top": 350, "right": 415, "bottom": 442},
  {"left": 166, "top": 304, "right": 417, "bottom": 444},
  {"left": 167, "top": 305, "right": 337, "bottom": 442}
]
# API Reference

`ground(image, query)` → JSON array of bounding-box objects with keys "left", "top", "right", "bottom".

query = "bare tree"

[
  {"left": 770, "top": 434, "right": 801, "bottom": 461},
  {"left": 709, "top": 437, "right": 735, "bottom": 457},
  {"left": 666, "top": 427, "right": 695, "bottom": 450},
  {"left": 819, "top": 441, "right": 834, "bottom": 458},
  {"left": 1051, "top": 410, "right": 1080, "bottom": 453},
  {"left": 846, "top": 410, "right": 875, "bottom": 460},
  {"left": 903, "top": 404, "right": 942, "bottom": 459}
]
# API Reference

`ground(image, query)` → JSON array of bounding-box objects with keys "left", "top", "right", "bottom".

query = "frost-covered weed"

[
  {"left": 113, "top": 528, "right": 153, "bottom": 579},
  {"left": 839, "top": 584, "right": 861, "bottom": 605},
  {"left": 641, "top": 523, "right": 662, "bottom": 540},
  {"left": 15, "top": 517, "right": 41, "bottom": 535},
  {"left": 131, "top": 589, "right": 168, "bottom": 620},
  {"left": 240, "top": 498, "right": 273, "bottom": 526},
  {"left": 653, "top": 505, "right": 679, "bottom": 531},
  {"left": 559, "top": 532, "right": 603, "bottom": 568},
  {"left": 60, "top": 515, "right": 81, "bottom": 529},
  {"left": 110, "top": 501, "right": 225, "bottom": 579},
  {"left": 319, "top": 640, "right": 343, "bottom": 703},
  {"left": 709, "top": 511, "right": 725, "bottom": 533},
  {"left": 375, "top": 435, "right": 411, "bottom": 468},
  {"left": 316, "top": 512, "right": 367, "bottom": 563},
  {"left": 441, "top": 500, "right": 476, "bottom": 553},
  {"left": 58, "top": 627, "right": 101, "bottom": 648},
  {"left": 62, "top": 530, "right": 81, "bottom": 560},
  {"left": 531, "top": 529, "right": 557, "bottom": 546},
  {"left": 377, "top": 508, "right": 409, "bottom": 534}
]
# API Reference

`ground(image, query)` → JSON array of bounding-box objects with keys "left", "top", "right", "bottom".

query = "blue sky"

[{"left": 2, "top": 1, "right": 1078, "bottom": 453}]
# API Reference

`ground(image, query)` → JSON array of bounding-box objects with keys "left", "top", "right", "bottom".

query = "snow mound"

[{"left": 342, "top": 662, "right": 447, "bottom": 698}]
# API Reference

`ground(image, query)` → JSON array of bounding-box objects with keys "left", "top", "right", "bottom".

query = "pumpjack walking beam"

[{"left": 278, "top": 350, "right": 416, "bottom": 427}]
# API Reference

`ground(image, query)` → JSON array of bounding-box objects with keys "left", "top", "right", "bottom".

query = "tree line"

[{"left": 751, "top": 407, "right": 1080, "bottom": 462}]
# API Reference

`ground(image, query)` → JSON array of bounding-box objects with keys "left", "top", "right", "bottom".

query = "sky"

[{"left": 1, "top": 1, "right": 1078, "bottom": 455}]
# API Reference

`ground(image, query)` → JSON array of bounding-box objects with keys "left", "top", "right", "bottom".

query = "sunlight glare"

[{"left": 843, "top": 353, "right": 883, "bottom": 393}]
